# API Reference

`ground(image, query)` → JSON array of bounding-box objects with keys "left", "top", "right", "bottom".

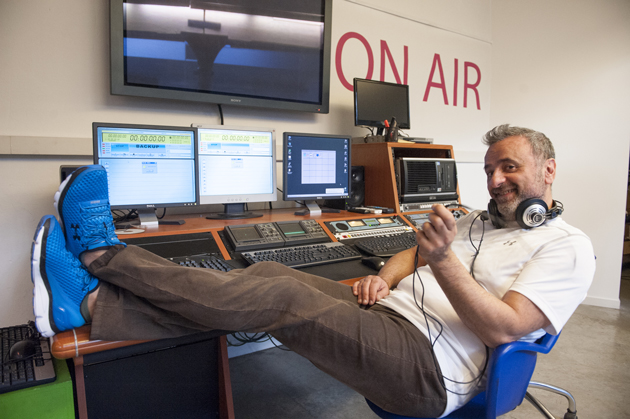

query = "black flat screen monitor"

[
  {"left": 354, "top": 78, "right": 410, "bottom": 135},
  {"left": 283, "top": 132, "right": 351, "bottom": 215},
  {"left": 196, "top": 125, "right": 277, "bottom": 220},
  {"left": 110, "top": 0, "right": 332, "bottom": 114},
  {"left": 92, "top": 122, "right": 199, "bottom": 225}
]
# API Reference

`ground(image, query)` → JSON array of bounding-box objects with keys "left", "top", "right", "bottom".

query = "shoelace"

[
  {"left": 80, "top": 203, "right": 117, "bottom": 249},
  {"left": 69, "top": 255, "right": 95, "bottom": 293}
]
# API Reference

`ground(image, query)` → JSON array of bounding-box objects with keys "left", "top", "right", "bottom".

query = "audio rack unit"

[
  {"left": 325, "top": 216, "right": 413, "bottom": 241},
  {"left": 224, "top": 220, "right": 329, "bottom": 252}
]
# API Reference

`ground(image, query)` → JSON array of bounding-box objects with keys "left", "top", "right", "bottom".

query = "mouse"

[
  {"left": 361, "top": 256, "right": 386, "bottom": 270},
  {"left": 9, "top": 339, "right": 37, "bottom": 361}
]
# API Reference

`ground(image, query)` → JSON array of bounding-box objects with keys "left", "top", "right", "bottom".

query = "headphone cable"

[{"left": 411, "top": 213, "right": 489, "bottom": 395}]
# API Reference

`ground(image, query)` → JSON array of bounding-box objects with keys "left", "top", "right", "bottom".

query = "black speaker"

[
  {"left": 347, "top": 166, "right": 365, "bottom": 208},
  {"left": 324, "top": 166, "right": 365, "bottom": 210}
]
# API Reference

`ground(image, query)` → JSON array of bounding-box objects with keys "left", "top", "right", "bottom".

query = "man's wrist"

[{"left": 426, "top": 249, "right": 458, "bottom": 275}]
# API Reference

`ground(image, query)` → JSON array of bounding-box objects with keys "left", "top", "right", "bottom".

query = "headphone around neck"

[{"left": 486, "top": 198, "right": 563, "bottom": 229}]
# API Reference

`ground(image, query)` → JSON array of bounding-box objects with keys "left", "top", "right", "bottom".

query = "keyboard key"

[
  {"left": 241, "top": 242, "right": 362, "bottom": 269},
  {"left": 354, "top": 232, "right": 417, "bottom": 257},
  {"left": 0, "top": 324, "right": 56, "bottom": 394}
]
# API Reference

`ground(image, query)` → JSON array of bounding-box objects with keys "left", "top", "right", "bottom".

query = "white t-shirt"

[{"left": 377, "top": 211, "right": 595, "bottom": 417}]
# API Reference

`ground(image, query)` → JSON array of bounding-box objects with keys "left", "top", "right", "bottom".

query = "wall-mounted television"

[{"left": 110, "top": 0, "right": 332, "bottom": 113}]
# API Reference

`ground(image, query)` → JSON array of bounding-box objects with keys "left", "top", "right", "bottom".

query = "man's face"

[{"left": 483, "top": 136, "right": 553, "bottom": 220}]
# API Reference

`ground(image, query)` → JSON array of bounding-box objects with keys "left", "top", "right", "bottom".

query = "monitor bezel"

[
  {"left": 92, "top": 122, "right": 200, "bottom": 211},
  {"left": 109, "top": 0, "right": 332, "bottom": 114},
  {"left": 353, "top": 78, "right": 411, "bottom": 130},
  {"left": 282, "top": 132, "right": 352, "bottom": 202},
  {"left": 194, "top": 124, "right": 278, "bottom": 207}
]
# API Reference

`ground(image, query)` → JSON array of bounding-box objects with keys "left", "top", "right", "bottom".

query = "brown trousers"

[{"left": 88, "top": 245, "right": 446, "bottom": 417}]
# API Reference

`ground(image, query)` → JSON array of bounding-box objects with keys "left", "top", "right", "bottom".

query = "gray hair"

[{"left": 482, "top": 124, "right": 555, "bottom": 163}]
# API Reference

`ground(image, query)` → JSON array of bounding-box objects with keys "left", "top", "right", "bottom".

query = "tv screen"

[
  {"left": 110, "top": 0, "right": 332, "bottom": 113},
  {"left": 354, "top": 78, "right": 411, "bottom": 131}
]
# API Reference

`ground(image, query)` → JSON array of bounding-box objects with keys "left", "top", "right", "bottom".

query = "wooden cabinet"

[{"left": 351, "top": 142, "right": 458, "bottom": 212}]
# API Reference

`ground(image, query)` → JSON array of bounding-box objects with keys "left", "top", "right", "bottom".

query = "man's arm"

[
  {"left": 352, "top": 246, "right": 426, "bottom": 306},
  {"left": 417, "top": 205, "right": 550, "bottom": 348}
]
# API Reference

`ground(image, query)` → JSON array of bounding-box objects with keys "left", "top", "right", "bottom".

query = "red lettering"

[
  {"left": 423, "top": 54, "right": 449, "bottom": 105},
  {"left": 335, "top": 32, "right": 374, "bottom": 91},
  {"left": 380, "top": 41, "right": 408, "bottom": 85},
  {"left": 464, "top": 62, "right": 481, "bottom": 110},
  {"left": 453, "top": 58, "right": 459, "bottom": 107}
]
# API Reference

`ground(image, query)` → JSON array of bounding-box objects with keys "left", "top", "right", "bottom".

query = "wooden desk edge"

[{"left": 51, "top": 326, "right": 149, "bottom": 359}]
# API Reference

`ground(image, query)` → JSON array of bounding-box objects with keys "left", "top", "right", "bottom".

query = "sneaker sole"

[
  {"left": 54, "top": 165, "right": 90, "bottom": 239},
  {"left": 31, "top": 216, "right": 57, "bottom": 338}
]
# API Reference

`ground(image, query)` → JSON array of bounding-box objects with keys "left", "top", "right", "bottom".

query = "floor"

[{"left": 229, "top": 276, "right": 630, "bottom": 419}]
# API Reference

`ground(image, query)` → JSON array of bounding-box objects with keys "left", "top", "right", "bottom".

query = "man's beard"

[
  {"left": 494, "top": 193, "right": 522, "bottom": 221},
  {"left": 492, "top": 173, "right": 546, "bottom": 221}
]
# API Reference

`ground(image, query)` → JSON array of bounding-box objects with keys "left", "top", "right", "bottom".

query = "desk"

[{"left": 49, "top": 209, "right": 412, "bottom": 418}]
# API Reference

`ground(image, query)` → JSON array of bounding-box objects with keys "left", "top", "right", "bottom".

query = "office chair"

[{"left": 366, "top": 333, "right": 578, "bottom": 419}]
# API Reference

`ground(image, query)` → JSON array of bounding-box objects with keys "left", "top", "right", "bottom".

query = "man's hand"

[
  {"left": 415, "top": 204, "right": 457, "bottom": 264},
  {"left": 352, "top": 275, "right": 390, "bottom": 306}
]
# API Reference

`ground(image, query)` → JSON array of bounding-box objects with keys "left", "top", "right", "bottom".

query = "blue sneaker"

[
  {"left": 31, "top": 215, "right": 100, "bottom": 337},
  {"left": 54, "top": 165, "right": 124, "bottom": 259}
]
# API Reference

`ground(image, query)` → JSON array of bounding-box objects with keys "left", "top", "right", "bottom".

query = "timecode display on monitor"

[{"left": 93, "top": 123, "right": 198, "bottom": 210}]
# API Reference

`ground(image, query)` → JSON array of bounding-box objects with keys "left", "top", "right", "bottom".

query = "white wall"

[
  {"left": 490, "top": 0, "right": 630, "bottom": 308},
  {"left": 0, "top": 0, "right": 628, "bottom": 326}
]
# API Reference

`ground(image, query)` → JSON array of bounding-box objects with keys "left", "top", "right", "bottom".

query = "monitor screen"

[
  {"left": 283, "top": 132, "right": 351, "bottom": 215},
  {"left": 110, "top": 0, "right": 332, "bottom": 114},
  {"left": 93, "top": 122, "right": 199, "bottom": 224},
  {"left": 354, "top": 78, "right": 411, "bottom": 131},
  {"left": 196, "top": 125, "right": 277, "bottom": 219}
]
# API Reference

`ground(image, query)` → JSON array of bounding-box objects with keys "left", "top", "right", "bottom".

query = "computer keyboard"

[
  {"left": 240, "top": 242, "right": 362, "bottom": 268},
  {"left": 1, "top": 323, "right": 56, "bottom": 394},
  {"left": 354, "top": 232, "right": 417, "bottom": 257},
  {"left": 167, "top": 254, "right": 234, "bottom": 272}
]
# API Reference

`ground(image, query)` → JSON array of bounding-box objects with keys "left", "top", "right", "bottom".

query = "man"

[{"left": 30, "top": 125, "right": 595, "bottom": 417}]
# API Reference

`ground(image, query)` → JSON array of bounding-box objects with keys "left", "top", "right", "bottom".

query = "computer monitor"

[
  {"left": 195, "top": 125, "right": 277, "bottom": 219},
  {"left": 93, "top": 122, "right": 199, "bottom": 226},
  {"left": 353, "top": 78, "right": 410, "bottom": 135},
  {"left": 282, "top": 132, "right": 351, "bottom": 215}
]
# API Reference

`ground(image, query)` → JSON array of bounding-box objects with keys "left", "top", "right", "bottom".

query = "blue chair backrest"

[{"left": 485, "top": 332, "right": 559, "bottom": 418}]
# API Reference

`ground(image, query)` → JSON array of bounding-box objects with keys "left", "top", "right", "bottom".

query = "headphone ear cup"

[
  {"left": 516, "top": 198, "right": 548, "bottom": 229},
  {"left": 487, "top": 199, "right": 505, "bottom": 229}
]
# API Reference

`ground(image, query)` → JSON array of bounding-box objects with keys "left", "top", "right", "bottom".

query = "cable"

[
  {"left": 468, "top": 212, "right": 486, "bottom": 277},
  {"left": 218, "top": 104, "right": 224, "bottom": 125},
  {"left": 228, "top": 332, "right": 291, "bottom": 351},
  {"left": 411, "top": 214, "right": 489, "bottom": 396},
  {"left": 112, "top": 209, "right": 138, "bottom": 224}
]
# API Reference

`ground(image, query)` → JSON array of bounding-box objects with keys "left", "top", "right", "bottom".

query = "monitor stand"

[
  {"left": 294, "top": 201, "right": 322, "bottom": 216},
  {"left": 206, "top": 203, "right": 264, "bottom": 220},
  {"left": 136, "top": 208, "right": 186, "bottom": 226},
  {"left": 137, "top": 208, "right": 159, "bottom": 227},
  {"left": 305, "top": 201, "right": 322, "bottom": 216}
]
